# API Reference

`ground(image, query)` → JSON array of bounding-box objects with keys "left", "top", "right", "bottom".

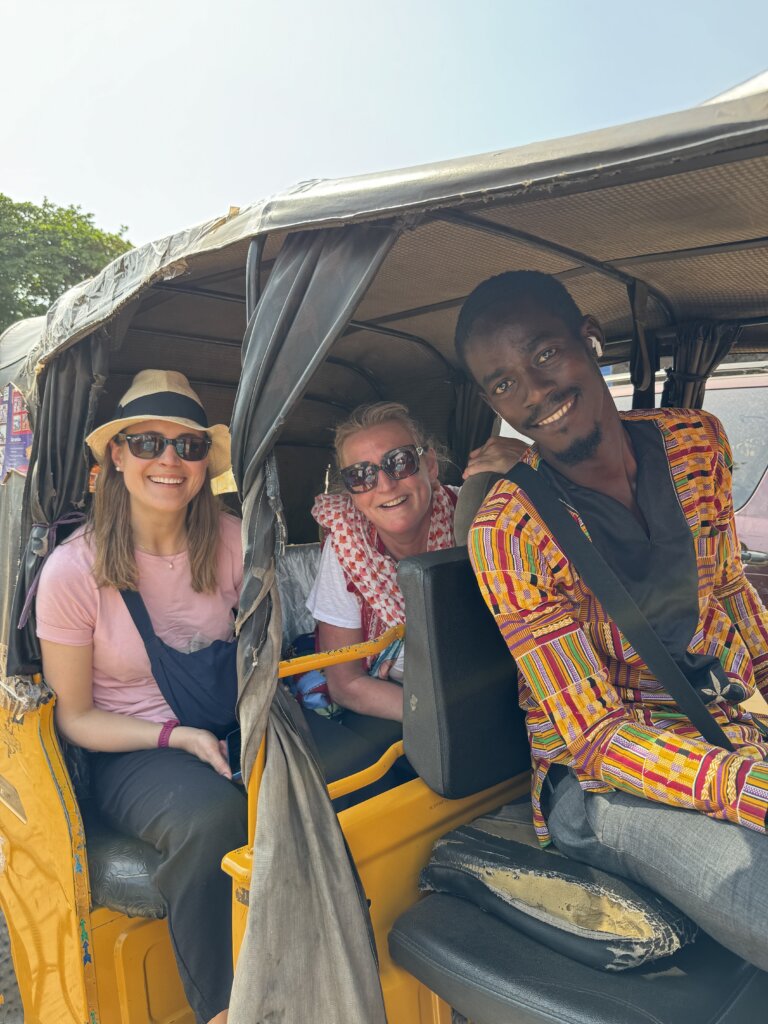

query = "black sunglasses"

[
  {"left": 118, "top": 431, "right": 212, "bottom": 462},
  {"left": 340, "top": 444, "right": 426, "bottom": 493}
]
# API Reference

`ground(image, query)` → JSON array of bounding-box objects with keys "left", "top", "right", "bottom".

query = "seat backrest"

[
  {"left": 452, "top": 471, "right": 498, "bottom": 546},
  {"left": 398, "top": 547, "right": 530, "bottom": 798},
  {"left": 276, "top": 542, "right": 321, "bottom": 649}
]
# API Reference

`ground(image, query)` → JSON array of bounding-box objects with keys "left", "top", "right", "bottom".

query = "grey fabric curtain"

[
  {"left": 7, "top": 336, "right": 110, "bottom": 676},
  {"left": 661, "top": 321, "right": 741, "bottom": 409},
  {"left": 229, "top": 222, "right": 399, "bottom": 1024}
]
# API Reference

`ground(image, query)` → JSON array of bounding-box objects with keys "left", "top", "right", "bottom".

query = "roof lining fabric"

[{"left": 228, "top": 223, "right": 398, "bottom": 1024}]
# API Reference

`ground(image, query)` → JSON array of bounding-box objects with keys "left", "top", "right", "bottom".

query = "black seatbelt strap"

[{"left": 507, "top": 463, "right": 734, "bottom": 751}]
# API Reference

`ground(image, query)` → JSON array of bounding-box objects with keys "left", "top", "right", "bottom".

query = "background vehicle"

[
  {"left": 610, "top": 364, "right": 768, "bottom": 603},
  {"left": 3, "top": 76, "right": 768, "bottom": 1023}
]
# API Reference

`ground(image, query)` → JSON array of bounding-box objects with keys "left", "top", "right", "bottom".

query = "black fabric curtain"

[
  {"left": 628, "top": 280, "right": 659, "bottom": 410},
  {"left": 448, "top": 378, "right": 496, "bottom": 479},
  {"left": 661, "top": 321, "right": 741, "bottom": 409},
  {"left": 228, "top": 222, "right": 398, "bottom": 1024},
  {"left": 0, "top": 472, "right": 26, "bottom": 675},
  {"left": 7, "top": 337, "right": 110, "bottom": 676}
]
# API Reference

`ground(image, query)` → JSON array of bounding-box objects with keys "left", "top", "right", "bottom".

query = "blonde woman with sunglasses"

[
  {"left": 35, "top": 370, "right": 245, "bottom": 1024},
  {"left": 307, "top": 402, "right": 525, "bottom": 729}
]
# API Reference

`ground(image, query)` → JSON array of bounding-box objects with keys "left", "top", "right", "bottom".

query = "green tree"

[{"left": 0, "top": 194, "right": 131, "bottom": 335}]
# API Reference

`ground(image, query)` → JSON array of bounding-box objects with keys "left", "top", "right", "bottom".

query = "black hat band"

[{"left": 117, "top": 391, "right": 209, "bottom": 428}]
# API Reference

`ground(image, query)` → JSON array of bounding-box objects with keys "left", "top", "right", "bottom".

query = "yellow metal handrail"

[
  {"left": 277, "top": 623, "right": 405, "bottom": 678},
  {"left": 275, "top": 626, "right": 407, "bottom": 800},
  {"left": 327, "top": 740, "right": 405, "bottom": 801}
]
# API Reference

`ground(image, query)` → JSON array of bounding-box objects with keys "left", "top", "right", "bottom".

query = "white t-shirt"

[
  {"left": 305, "top": 542, "right": 405, "bottom": 681},
  {"left": 305, "top": 541, "right": 361, "bottom": 629}
]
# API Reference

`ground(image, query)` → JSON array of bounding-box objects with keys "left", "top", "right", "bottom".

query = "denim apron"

[{"left": 120, "top": 589, "right": 239, "bottom": 738}]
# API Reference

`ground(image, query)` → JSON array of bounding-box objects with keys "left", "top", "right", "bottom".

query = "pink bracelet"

[{"left": 157, "top": 719, "right": 180, "bottom": 749}]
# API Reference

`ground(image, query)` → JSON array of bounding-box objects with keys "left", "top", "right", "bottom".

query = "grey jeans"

[{"left": 547, "top": 772, "right": 768, "bottom": 971}]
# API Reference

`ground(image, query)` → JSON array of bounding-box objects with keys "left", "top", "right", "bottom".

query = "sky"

[{"left": 3, "top": 0, "right": 768, "bottom": 246}]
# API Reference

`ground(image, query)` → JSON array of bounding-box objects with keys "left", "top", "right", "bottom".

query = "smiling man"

[{"left": 456, "top": 270, "right": 768, "bottom": 970}]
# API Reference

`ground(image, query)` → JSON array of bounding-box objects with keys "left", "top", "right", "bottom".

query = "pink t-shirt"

[{"left": 35, "top": 513, "right": 243, "bottom": 723}]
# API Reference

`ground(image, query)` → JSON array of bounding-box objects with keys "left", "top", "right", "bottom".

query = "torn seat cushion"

[{"left": 420, "top": 801, "right": 697, "bottom": 972}]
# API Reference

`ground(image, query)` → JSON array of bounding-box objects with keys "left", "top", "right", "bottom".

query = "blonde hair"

[
  {"left": 89, "top": 442, "right": 222, "bottom": 593},
  {"left": 333, "top": 402, "right": 431, "bottom": 467}
]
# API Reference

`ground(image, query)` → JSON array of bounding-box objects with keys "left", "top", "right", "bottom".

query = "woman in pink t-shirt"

[{"left": 36, "top": 369, "right": 245, "bottom": 1024}]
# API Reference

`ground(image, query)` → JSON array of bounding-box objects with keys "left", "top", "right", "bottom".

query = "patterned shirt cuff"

[{"left": 735, "top": 761, "right": 768, "bottom": 832}]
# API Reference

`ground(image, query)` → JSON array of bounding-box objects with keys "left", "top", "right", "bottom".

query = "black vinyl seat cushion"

[
  {"left": 390, "top": 894, "right": 768, "bottom": 1024},
  {"left": 58, "top": 740, "right": 166, "bottom": 918},
  {"left": 82, "top": 801, "right": 166, "bottom": 919}
]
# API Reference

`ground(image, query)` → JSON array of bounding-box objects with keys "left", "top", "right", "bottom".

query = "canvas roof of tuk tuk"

[{"left": 3, "top": 71, "right": 768, "bottom": 400}]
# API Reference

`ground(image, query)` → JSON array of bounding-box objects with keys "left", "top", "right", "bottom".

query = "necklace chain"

[{"left": 135, "top": 545, "right": 185, "bottom": 569}]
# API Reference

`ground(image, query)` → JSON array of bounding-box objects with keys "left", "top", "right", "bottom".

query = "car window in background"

[{"left": 701, "top": 388, "right": 767, "bottom": 511}]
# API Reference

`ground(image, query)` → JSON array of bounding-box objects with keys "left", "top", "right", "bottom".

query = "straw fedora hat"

[{"left": 86, "top": 370, "right": 231, "bottom": 477}]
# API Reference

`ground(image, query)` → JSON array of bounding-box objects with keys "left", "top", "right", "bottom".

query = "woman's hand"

[
  {"left": 171, "top": 726, "right": 232, "bottom": 778},
  {"left": 374, "top": 658, "right": 397, "bottom": 680},
  {"left": 463, "top": 436, "right": 529, "bottom": 479}
]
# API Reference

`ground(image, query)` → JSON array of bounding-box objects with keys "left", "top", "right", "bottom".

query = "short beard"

[{"left": 553, "top": 423, "right": 603, "bottom": 466}]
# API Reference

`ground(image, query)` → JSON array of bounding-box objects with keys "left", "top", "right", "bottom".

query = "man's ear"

[{"left": 579, "top": 315, "right": 605, "bottom": 360}]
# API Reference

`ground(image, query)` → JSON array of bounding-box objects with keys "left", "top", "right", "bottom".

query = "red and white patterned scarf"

[{"left": 312, "top": 483, "right": 458, "bottom": 640}]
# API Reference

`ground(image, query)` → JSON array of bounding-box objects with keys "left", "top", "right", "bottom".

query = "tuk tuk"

[{"left": 3, "top": 73, "right": 768, "bottom": 1023}]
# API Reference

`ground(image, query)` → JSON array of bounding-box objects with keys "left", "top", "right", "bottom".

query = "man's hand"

[
  {"left": 171, "top": 726, "right": 232, "bottom": 778},
  {"left": 463, "top": 436, "right": 529, "bottom": 479}
]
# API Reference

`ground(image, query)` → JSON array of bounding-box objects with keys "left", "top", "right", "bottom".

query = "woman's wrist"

[
  {"left": 167, "top": 724, "right": 194, "bottom": 750},
  {"left": 157, "top": 718, "right": 180, "bottom": 748}
]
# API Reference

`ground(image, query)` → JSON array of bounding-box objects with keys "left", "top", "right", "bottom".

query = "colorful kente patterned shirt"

[{"left": 468, "top": 409, "right": 768, "bottom": 844}]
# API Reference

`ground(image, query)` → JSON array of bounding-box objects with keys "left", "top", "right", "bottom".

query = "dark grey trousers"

[{"left": 91, "top": 747, "right": 247, "bottom": 1023}]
